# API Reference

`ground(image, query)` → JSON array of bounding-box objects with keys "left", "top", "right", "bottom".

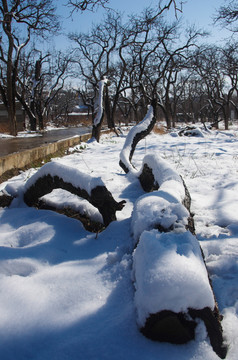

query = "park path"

[{"left": 0, "top": 126, "right": 91, "bottom": 157}]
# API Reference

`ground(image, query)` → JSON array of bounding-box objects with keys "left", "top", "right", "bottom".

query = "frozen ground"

[{"left": 0, "top": 124, "right": 238, "bottom": 360}]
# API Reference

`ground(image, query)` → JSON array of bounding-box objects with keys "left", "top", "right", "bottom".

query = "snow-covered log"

[
  {"left": 91, "top": 78, "right": 108, "bottom": 142},
  {"left": 119, "top": 99, "right": 156, "bottom": 173},
  {"left": 133, "top": 230, "right": 227, "bottom": 359},
  {"left": 178, "top": 125, "right": 206, "bottom": 137},
  {"left": 23, "top": 162, "right": 126, "bottom": 227},
  {"left": 132, "top": 156, "right": 227, "bottom": 359},
  {"left": 138, "top": 154, "right": 192, "bottom": 211}
]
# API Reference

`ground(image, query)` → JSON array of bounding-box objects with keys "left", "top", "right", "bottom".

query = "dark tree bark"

[
  {"left": 141, "top": 306, "right": 227, "bottom": 359},
  {"left": 0, "top": 192, "right": 13, "bottom": 208},
  {"left": 91, "top": 108, "right": 104, "bottom": 142},
  {"left": 23, "top": 174, "right": 125, "bottom": 227}
]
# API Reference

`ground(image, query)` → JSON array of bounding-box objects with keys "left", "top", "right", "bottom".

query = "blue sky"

[{"left": 48, "top": 0, "right": 231, "bottom": 51}]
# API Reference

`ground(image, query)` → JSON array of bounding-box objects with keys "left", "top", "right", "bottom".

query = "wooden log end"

[
  {"left": 141, "top": 307, "right": 227, "bottom": 359},
  {"left": 141, "top": 310, "right": 196, "bottom": 344}
]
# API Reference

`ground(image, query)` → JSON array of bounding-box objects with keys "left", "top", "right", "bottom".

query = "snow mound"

[
  {"left": 133, "top": 229, "right": 215, "bottom": 327},
  {"left": 0, "top": 217, "right": 55, "bottom": 248}
]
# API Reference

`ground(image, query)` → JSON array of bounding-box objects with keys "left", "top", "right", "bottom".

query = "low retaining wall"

[{"left": 0, "top": 132, "right": 93, "bottom": 177}]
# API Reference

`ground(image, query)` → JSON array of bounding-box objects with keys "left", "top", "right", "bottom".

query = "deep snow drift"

[{"left": 0, "top": 124, "right": 238, "bottom": 359}]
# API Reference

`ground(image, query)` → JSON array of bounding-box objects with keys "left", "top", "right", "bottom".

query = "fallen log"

[
  {"left": 23, "top": 162, "right": 126, "bottom": 227},
  {"left": 135, "top": 154, "right": 194, "bottom": 236},
  {"left": 132, "top": 155, "right": 227, "bottom": 359}
]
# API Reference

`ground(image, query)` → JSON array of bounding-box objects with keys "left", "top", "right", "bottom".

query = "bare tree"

[
  {"left": 214, "top": 1, "right": 238, "bottom": 32},
  {"left": 0, "top": 0, "right": 59, "bottom": 135},
  {"left": 69, "top": 1, "right": 187, "bottom": 130},
  {"left": 67, "top": 0, "right": 183, "bottom": 13},
  {"left": 192, "top": 43, "right": 238, "bottom": 130},
  {"left": 16, "top": 49, "right": 70, "bottom": 131},
  {"left": 69, "top": 11, "right": 122, "bottom": 129}
]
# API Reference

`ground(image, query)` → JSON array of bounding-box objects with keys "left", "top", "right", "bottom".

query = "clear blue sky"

[{"left": 47, "top": 0, "right": 231, "bottom": 51}]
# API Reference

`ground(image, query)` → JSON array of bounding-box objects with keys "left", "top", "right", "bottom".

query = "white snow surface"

[
  {"left": 133, "top": 229, "right": 215, "bottom": 326},
  {"left": 40, "top": 189, "right": 103, "bottom": 223},
  {"left": 0, "top": 125, "right": 238, "bottom": 359}
]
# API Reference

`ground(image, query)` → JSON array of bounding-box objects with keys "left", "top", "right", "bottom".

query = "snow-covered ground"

[{"left": 0, "top": 124, "right": 238, "bottom": 360}]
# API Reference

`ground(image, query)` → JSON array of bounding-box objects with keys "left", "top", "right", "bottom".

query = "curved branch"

[
  {"left": 119, "top": 99, "right": 157, "bottom": 173},
  {"left": 23, "top": 162, "right": 126, "bottom": 227}
]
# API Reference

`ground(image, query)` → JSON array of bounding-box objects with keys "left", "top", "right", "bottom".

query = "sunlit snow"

[{"left": 0, "top": 124, "right": 238, "bottom": 359}]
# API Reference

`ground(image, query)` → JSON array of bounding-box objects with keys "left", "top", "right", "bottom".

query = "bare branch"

[
  {"left": 67, "top": 0, "right": 109, "bottom": 12},
  {"left": 214, "top": 0, "right": 238, "bottom": 32}
]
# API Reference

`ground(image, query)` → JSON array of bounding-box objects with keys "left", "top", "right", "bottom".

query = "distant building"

[
  {"left": 0, "top": 103, "right": 25, "bottom": 133},
  {"left": 67, "top": 105, "right": 92, "bottom": 126}
]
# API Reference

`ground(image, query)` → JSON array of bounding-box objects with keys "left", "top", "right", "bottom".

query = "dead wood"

[
  {"left": 0, "top": 192, "right": 13, "bottom": 208},
  {"left": 24, "top": 174, "right": 126, "bottom": 227}
]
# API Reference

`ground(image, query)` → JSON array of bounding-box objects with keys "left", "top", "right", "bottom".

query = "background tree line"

[{"left": 0, "top": 0, "right": 237, "bottom": 135}]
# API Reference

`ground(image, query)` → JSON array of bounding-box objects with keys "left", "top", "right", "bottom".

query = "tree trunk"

[
  {"left": 105, "top": 86, "right": 114, "bottom": 128},
  {"left": 7, "top": 42, "right": 17, "bottom": 135},
  {"left": 92, "top": 109, "right": 104, "bottom": 142}
]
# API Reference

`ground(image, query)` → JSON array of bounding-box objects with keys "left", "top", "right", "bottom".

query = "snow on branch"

[
  {"left": 93, "top": 78, "right": 108, "bottom": 127},
  {"left": 91, "top": 77, "right": 109, "bottom": 142},
  {"left": 133, "top": 229, "right": 215, "bottom": 323},
  {"left": 119, "top": 100, "right": 156, "bottom": 173}
]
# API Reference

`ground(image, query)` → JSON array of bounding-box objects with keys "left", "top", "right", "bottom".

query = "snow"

[
  {"left": 138, "top": 153, "right": 186, "bottom": 202},
  {"left": 93, "top": 78, "right": 108, "bottom": 126},
  {"left": 131, "top": 192, "right": 189, "bottom": 242},
  {"left": 133, "top": 229, "right": 215, "bottom": 327},
  {"left": 24, "top": 160, "right": 104, "bottom": 195},
  {"left": 40, "top": 189, "right": 103, "bottom": 223},
  {"left": 0, "top": 125, "right": 238, "bottom": 359}
]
